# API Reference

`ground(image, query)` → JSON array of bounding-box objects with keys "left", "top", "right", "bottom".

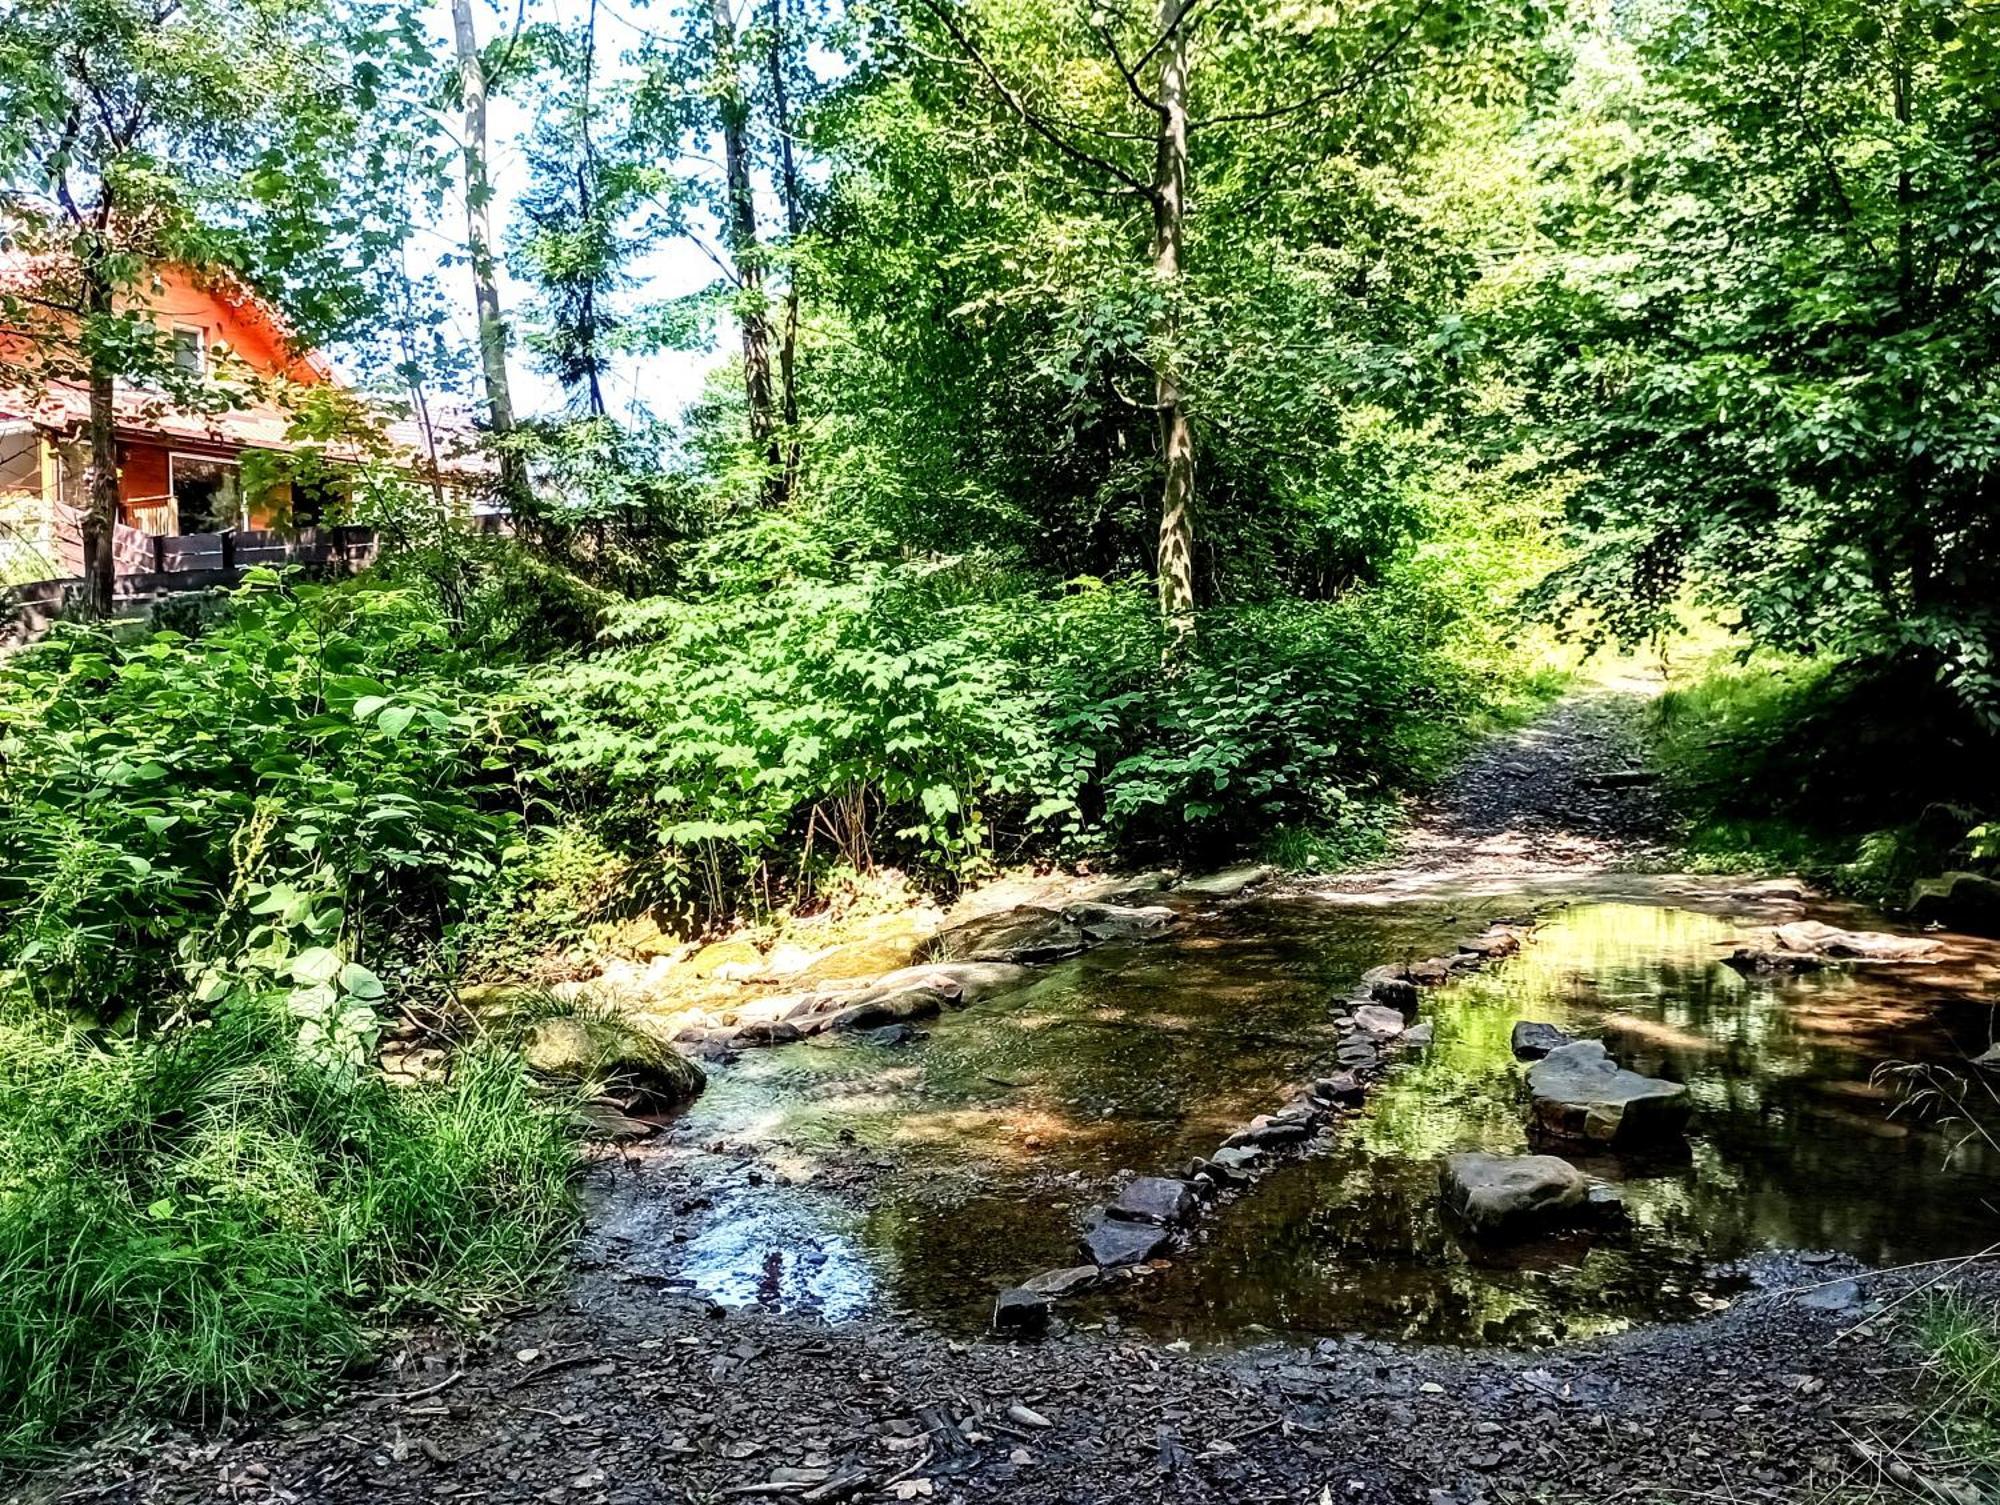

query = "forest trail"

[{"left": 48, "top": 693, "right": 1986, "bottom": 1505}]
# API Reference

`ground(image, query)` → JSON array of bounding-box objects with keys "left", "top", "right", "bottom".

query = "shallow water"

[{"left": 650, "top": 895, "right": 2000, "bottom": 1346}]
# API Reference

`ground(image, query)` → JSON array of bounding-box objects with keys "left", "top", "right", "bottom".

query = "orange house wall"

[
  {"left": 139, "top": 270, "right": 323, "bottom": 386},
  {"left": 120, "top": 444, "right": 170, "bottom": 507}
]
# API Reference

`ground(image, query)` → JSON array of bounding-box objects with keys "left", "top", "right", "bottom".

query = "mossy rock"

[
  {"left": 687, "top": 939, "right": 764, "bottom": 979},
  {"left": 521, "top": 1015, "right": 706, "bottom": 1110}
]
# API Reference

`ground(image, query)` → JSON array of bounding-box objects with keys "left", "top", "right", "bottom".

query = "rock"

[
  {"left": 1511, "top": 1021, "right": 1574, "bottom": 1061},
  {"left": 1083, "top": 870, "right": 1176, "bottom": 904},
  {"left": 1370, "top": 977, "right": 1422, "bottom": 1018},
  {"left": 1585, "top": 1182, "right": 1628, "bottom": 1221},
  {"left": 823, "top": 982, "right": 953, "bottom": 1032},
  {"left": 1225, "top": 1117, "right": 1311, "bottom": 1149},
  {"left": 1402, "top": 1021, "right": 1435, "bottom": 1049},
  {"left": 612, "top": 912, "right": 680, "bottom": 958},
  {"left": 1797, "top": 1279, "right": 1862, "bottom": 1311},
  {"left": 1404, "top": 956, "right": 1458, "bottom": 986},
  {"left": 1723, "top": 947, "right": 1827, "bottom": 976},
  {"left": 935, "top": 906, "right": 1088, "bottom": 964},
  {"left": 756, "top": 941, "right": 821, "bottom": 979},
  {"left": 869, "top": 960, "right": 1029, "bottom": 1005},
  {"left": 1061, "top": 901, "right": 1176, "bottom": 942},
  {"left": 1022, "top": 1265, "right": 1099, "bottom": 1297},
  {"left": 733, "top": 1019, "right": 803, "bottom": 1046},
  {"left": 1314, "top": 1073, "right": 1364, "bottom": 1105},
  {"left": 1351, "top": 1004, "right": 1407, "bottom": 1038},
  {"left": 1177, "top": 864, "right": 1274, "bottom": 899},
  {"left": 1439, "top": 1152, "right": 1590, "bottom": 1237},
  {"left": 1770, "top": 920, "right": 1940, "bottom": 963},
  {"left": 1910, "top": 872, "right": 2000, "bottom": 936},
  {"left": 864, "top": 1022, "right": 923, "bottom": 1047},
  {"left": 1108, "top": 1176, "right": 1196, "bottom": 1226},
  {"left": 992, "top": 1287, "right": 1053, "bottom": 1336},
  {"left": 1336, "top": 1041, "right": 1379, "bottom": 1067},
  {"left": 687, "top": 938, "right": 763, "bottom": 980},
  {"left": 520, "top": 1015, "right": 707, "bottom": 1110},
  {"left": 1208, "top": 1145, "right": 1264, "bottom": 1179},
  {"left": 1459, "top": 926, "right": 1523, "bottom": 959},
  {"left": 797, "top": 932, "right": 928, "bottom": 983},
  {"left": 1527, "top": 1040, "right": 1690, "bottom": 1147},
  {"left": 1082, "top": 1216, "right": 1173, "bottom": 1267}
]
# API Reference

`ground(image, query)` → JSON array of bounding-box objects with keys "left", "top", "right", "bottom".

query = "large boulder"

[
  {"left": 796, "top": 915, "right": 932, "bottom": 983},
  {"left": 1440, "top": 1152, "right": 1590, "bottom": 1237},
  {"left": 821, "top": 981, "right": 955, "bottom": 1033},
  {"left": 935, "top": 906, "right": 1087, "bottom": 964},
  {"left": 868, "top": 960, "right": 1030, "bottom": 1005},
  {"left": 1910, "top": 872, "right": 2000, "bottom": 937},
  {"left": 686, "top": 938, "right": 763, "bottom": 980},
  {"left": 521, "top": 1014, "right": 706, "bottom": 1111},
  {"left": 1526, "top": 1040, "right": 1690, "bottom": 1147}
]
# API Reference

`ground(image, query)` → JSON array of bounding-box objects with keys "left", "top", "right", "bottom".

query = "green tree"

[{"left": 0, "top": 0, "right": 423, "bottom": 613}]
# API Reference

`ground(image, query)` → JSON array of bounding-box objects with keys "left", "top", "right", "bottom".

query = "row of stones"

[{"left": 991, "top": 919, "right": 1537, "bottom": 1336}]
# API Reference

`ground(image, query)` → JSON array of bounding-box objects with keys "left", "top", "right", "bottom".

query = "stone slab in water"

[
  {"left": 1108, "top": 1176, "right": 1196, "bottom": 1226},
  {"left": 1527, "top": 1040, "right": 1691, "bottom": 1146},
  {"left": 1511, "top": 1021, "right": 1574, "bottom": 1060},
  {"left": 1370, "top": 976, "right": 1421, "bottom": 1018},
  {"left": 1061, "top": 901, "right": 1175, "bottom": 941},
  {"left": 1082, "top": 1216, "right": 1172, "bottom": 1267},
  {"left": 1022, "top": 1264, "right": 1099, "bottom": 1297},
  {"left": 1910, "top": 872, "right": 2000, "bottom": 937},
  {"left": 1176, "top": 864, "right": 1273, "bottom": 899},
  {"left": 1440, "top": 1151, "right": 1590, "bottom": 1237},
  {"left": 823, "top": 982, "right": 953, "bottom": 1032},
  {"left": 1351, "top": 1003, "right": 1408, "bottom": 1038},
  {"left": 992, "top": 1286, "right": 1052, "bottom": 1335},
  {"left": 935, "top": 906, "right": 1088, "bottom": 964},
  {"left": 1770, "top": 920, "right": 1939, "bottom": 962}
]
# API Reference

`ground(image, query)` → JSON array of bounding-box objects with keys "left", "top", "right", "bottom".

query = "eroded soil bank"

[{"left": 40, "top": 688, "right": 2000, "bottom": 1505}]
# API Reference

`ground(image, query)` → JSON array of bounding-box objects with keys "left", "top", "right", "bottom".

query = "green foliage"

[
  {"left": 0, "top": 574, "right": 515, "bottom": 1032},
  {"left": 0, "top": 1000, "right": 577, "bottom": 1462}
]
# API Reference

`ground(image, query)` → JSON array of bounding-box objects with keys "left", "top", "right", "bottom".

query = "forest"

[{"left": 2, "top": 0, "right": 2000, "bottom": 1497}]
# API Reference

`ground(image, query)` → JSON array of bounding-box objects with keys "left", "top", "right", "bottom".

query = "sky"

[{"left": 420, "top": 0, "right": 732, "bottom": 425}]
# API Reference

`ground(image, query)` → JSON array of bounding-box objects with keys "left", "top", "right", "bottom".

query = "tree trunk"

[
  {"left": 711, "top": 0, "right": 783, "bottom": 506},
  {"left": 451, "top": 0, "right": 522, "bottom": 501},
  {"left": 81, "top": 262, "right": 118, "bottom": 618},
  {"left": 768, "top": 0, "right": 804, "bottom": 505},
  {"left": 1151, "top": 0, "right": 1196, "bottom": 653}
]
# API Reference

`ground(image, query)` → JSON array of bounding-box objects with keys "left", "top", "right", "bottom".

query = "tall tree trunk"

[
  {"left": 768, "top": 0, "right": 803, "bottom": 504},
  {"left": 1150, "top": 0, "right": 1196, "bottom": 653},
  {"left": 711, "top": 0, "right": 783, "bottom": 506},
  {"left": 81, "top": 261, "right": 117, "bottom": 618},
  {"left": 451, "top": 0, "right": 522, "bottom": 501}
]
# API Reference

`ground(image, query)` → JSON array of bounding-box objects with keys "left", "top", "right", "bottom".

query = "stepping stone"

[
  {"left": 1511, "top": 1021, "right": 1573, "bottom": 1060},
  {"left": 1370, "top": 977, "right": 1421, "bottom": 1017},
  {"left": 1440, "top": 1151, "right": 1589, "bottom": 1237},
  {"left": 1022, "top": 1265, "right": 1099, "bottom": 1297},
  {"left": 1351, "top": 1004, "right": 1408, "bottom": 1038},
  {"left": 935, "top": 906, "right": 1087, "bottom": 964},
  {"left": 1527, "top": 1041, "right": 1690, "bottom": 1147},
  {"left": 1177, "top": 864, "right": 1273, "bottom": 899},
  {"left": 1082, "top": 1216, "right": 1172, "bottom": 1268},
  {"left": 1060, "top": 901, "right": 1175, "bottom": 941},
  {"left": 1108, "top": 1176, "right": 1196, "bottom": 1226},
  {"left": 992, "top": 1287, "right": 1052, "bottom": 1335}
]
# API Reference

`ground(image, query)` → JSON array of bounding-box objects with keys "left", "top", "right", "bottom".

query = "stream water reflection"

[{"left": 663, "top": 896, "right": 2000, "bottom": 1346}]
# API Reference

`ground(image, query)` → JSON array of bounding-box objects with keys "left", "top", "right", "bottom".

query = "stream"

[{"left": 600, "top": 887, "right": 2000, "bottom": 1350}]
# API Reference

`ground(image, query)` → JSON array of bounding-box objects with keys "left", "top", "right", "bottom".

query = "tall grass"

[{"left": 0, "top": 1001, "right": 579, "bottom": 1463}]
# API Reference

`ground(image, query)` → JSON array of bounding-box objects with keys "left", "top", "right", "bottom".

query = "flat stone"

[
  {"left": 1108, "top": 1176, "right": 1196, "bottom": 1226},
  {"left": 863, "top": 1022, "right": 923, "bottom": 1047},
  {"left": 868, "top": 961, "right": 1025, "bottom": 1005},
  {"left": 1527, "top": 1040, "right": 1691, "bottom": 1146},
  {"left": 1225, "top": 1118, "right": 1311, "bottom": 1149},
  {"left": 1401, "top": 1021, "right": 1434, "bottom": 1049},
  {"left": 1082, "top": 1216, "right": 1172, "bottom": 1267},
  {"left": 824, "top": 982, "right": 952, "bottom": 1032},
  {"left": 1022, "top": 1264, "right": 1099, "bottom": 1297},
  {"left": 1770, "top": 920, "right": 1940, "bottom": 963},
  {"left": 1440, "top": 1151, "right": 1590, "bottom": 1237},
  {"left": 1314, "top": 1073, "right": 1364, "bottom": 1105},
  {"left": 992, "top": 1287, "right": 1052, "bottom": 1335},
  {"left": 1177, "top": 864, "right": 1274, "bottom": 899},
  {"left": 1511, "top": 1021, "right": 1574, "bottom": 1060},
  {"left": 935, "top": 906, "right": 1088, "bottom": 964},
  {"left": 1458, "top": 926, "right": 1524, "bottom": 959},
  {"left": 1336, "top": 1041, "right": 1379, "bottom": 1066},
  {"left": 1723, "top": 947, "right": 1827, "bottom": 976},
  {"left": 732, "top": 1020, "right": 803, "bottom": 1046},
  {"left": 1351, "top": 1004, "right": 1407, "bottom": 1037},
  {"left": 1798, "top": 1279, "right": 1862, "bottom": 1311},
  {"left": 1209, "top": 1145, "right": 1264, "bottom": 1176},
  {"left": 1061, "top": 901, "right": 1176, "bottom": 941}
]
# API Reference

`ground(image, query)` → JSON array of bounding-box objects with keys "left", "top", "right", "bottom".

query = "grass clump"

[{"left": 0, "top": 1000, "right": 578, "bottom": 1465}]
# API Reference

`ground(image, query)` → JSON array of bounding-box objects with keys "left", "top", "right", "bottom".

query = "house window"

[
  {"left": 169, "top": 454, "right": 241, "bottom": 533},
  {"left": 0, "top": 428, "right": 40, "bottom": 496},
  {"left": 171, "top": 325, "right": 206, "bottom": 377}
]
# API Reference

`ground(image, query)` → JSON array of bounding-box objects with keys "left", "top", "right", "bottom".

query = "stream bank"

[{"left": 43, "top": 687, "right": 2000, "bottom": 1505}]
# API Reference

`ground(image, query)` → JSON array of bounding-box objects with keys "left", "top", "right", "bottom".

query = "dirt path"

[{"left": 34, "top": 694, "right": 1986, "bottom": 1505}]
